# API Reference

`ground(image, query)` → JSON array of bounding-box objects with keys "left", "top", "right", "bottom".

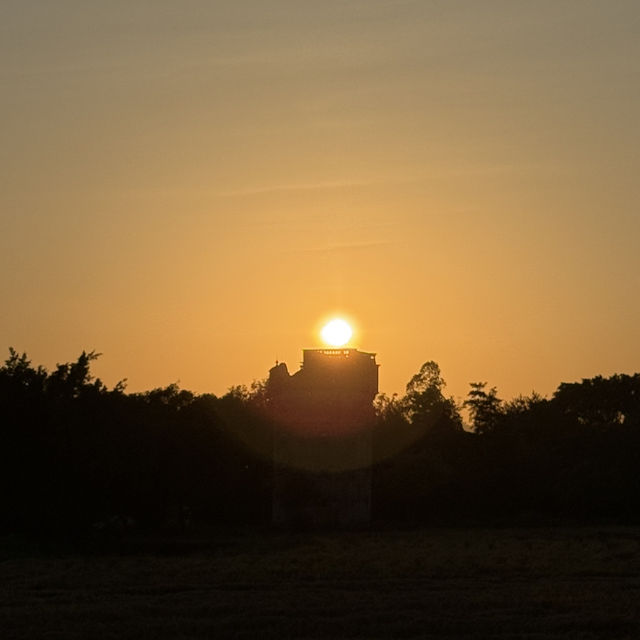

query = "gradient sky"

[{"left": 2, "top": 1, "right": 640, "bottom": 405}]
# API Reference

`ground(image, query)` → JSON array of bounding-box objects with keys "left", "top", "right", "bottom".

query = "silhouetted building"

[{"left": 267, "top": 348, "right": 378, "bottom": 527}]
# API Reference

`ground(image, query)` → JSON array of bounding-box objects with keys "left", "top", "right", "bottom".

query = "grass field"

[{"left": 2, "top": 527, "right": 640, "bottom": 639}]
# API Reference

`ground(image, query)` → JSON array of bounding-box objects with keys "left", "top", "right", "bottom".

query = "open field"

[{"left": 2, "top": 527, "right": 640, "bottom": 639}]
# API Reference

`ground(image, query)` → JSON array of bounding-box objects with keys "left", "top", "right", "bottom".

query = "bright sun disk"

[{"left": 321, "top": 318, "right": 353, "bottom": 347}]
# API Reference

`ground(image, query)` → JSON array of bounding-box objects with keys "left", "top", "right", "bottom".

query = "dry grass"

[{"left": 2, "top": 527, "right": 640, "bottom": 639}]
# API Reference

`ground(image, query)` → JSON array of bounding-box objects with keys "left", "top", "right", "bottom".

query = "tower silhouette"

[{"left": 267, "top": 348, "right": 378, "bottom": 527}]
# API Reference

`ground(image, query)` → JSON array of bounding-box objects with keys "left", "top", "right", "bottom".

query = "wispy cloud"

[
  {"left": 288, "top": 240, "right": 393, "bottom": 255},
  {"left": 217, "top": 175, "right": 427, "bottom": 198}
]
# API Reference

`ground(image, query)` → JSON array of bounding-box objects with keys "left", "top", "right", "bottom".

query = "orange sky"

[{"left": 2, "top": 1, "right": 640, "bottom": 405}]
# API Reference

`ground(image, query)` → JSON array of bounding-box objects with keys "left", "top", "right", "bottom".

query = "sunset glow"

[{"left": 1, "top": 2, "right": 640, "bottom": 402}]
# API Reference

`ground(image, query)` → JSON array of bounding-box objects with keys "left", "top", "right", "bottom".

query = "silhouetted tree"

[
  {"left": 464, "top": 382, "right": 503, "bottom": 434},
  {"left": 403, "top": 361, "right": 462, "bottom": 434},
  {"left": 553, "top": 374, "right": 640, "bottom": 430}
]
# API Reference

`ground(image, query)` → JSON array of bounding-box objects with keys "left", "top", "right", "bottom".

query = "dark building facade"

[{"left": 267, "top": 348, "right": 378, "bottom": 527}]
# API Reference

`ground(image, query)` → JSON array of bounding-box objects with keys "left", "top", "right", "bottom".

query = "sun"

[{"left": 320, "top": 318, "right": 353, "bottom": 347}]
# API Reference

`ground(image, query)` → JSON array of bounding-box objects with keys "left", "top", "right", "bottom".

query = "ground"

[{"left": 1, "top": 527, "right": 640, "bottom": 639}]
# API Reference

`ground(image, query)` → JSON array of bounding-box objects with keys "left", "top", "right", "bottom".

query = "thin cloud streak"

[
  {"left": 216, "top": 178, "right": 418, "bottom": 198},
  {"left": 215, "top": 164, "right": 550, "bottom": 199},
  {"left": 287, "top": 241, "right": 394, "bottom": 255}
]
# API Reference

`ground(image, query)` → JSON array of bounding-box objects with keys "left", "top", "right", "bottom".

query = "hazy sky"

[{"left": 2, "top": 1, "right": 640, "bottom": 403}]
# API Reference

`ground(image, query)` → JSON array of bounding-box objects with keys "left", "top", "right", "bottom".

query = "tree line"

[
  {"left": 1, "top": 349, "right": 639, "bottom": 535},
  {"left": 374, "top": 361, "right": 640, "bottom": 524}
]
